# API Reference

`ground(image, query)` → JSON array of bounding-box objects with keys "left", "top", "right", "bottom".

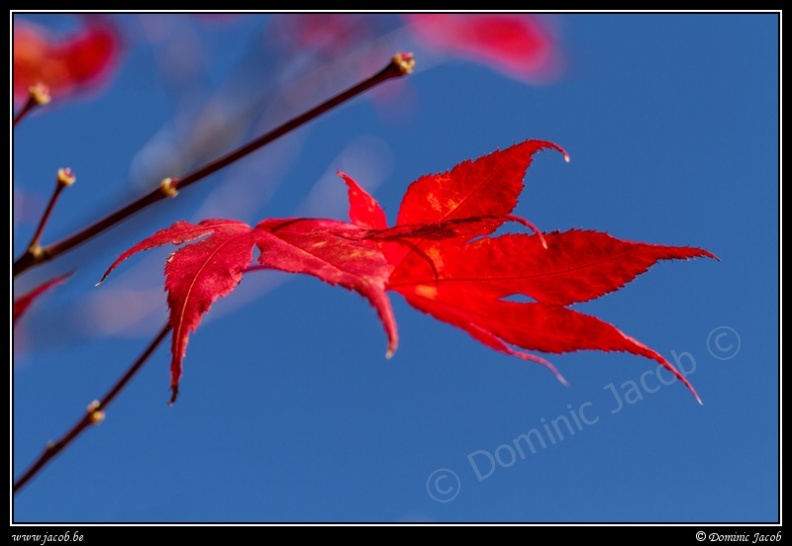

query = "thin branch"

[
  {"left": 12, "top": 53, "right": 416, "bottom": 278},
  {"left": 13, "top": 323, "right": 172, "bottom": 494},
  {"left": 26, "top": 169, "right": 76, "bottom": 258}
]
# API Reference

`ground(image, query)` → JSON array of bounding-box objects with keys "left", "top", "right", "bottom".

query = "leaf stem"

[
  {"left": 13, "top": 323, "right": 172, "bottom": 494},
  {"left": 12, "top": 53, "right": 415, "bottom": 278}
]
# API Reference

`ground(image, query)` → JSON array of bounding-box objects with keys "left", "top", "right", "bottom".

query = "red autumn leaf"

[
  {"left": 342, "top": 141, "right": 715, "bottom": 402},
  {"left": 404, "top": 14, "right": 560, "bottom": 83},
  {"left": 13, "top": 273, "right": 72, "bottom": 324},
  {"left": 13, "top": 18, "right": 119, "bottom": 104},
  {"left": 100, "top": 219, "right": 254, "bottom": 402},
  {"left": 104, "top": 140, "right": 714, "bottom": 404},
  {"left": 101, "top": 218, "right": 400, "bottom": 402}
]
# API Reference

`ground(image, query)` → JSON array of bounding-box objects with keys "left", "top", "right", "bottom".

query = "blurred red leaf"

[
  {"left": 13, "top": 18, "right": 119, "bottom": 103},
  {"left": 14, "top": 273, "right": 72, "bottom": 325},
  {"left": 405, "top": 13, "right": 560, "bottom": 83}
]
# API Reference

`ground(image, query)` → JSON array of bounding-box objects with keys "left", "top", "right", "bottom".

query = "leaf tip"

[
  {"left": 337, "top": 170, "right": 351, "bottom": 185},
  {"left": 545, "top": 141, "right": 570, "bottom": 163},
  {"left": 532, "top": 354, "right": 568, "bottom": 387},
  {"left": 689, "top": 247, "right": 719, "bottom": 262},
  {"left": 96, "top": 265, "right": 115, "bottom": 286},
  {"left": 168, "top": 386, "right": 179, "bottom": 405},
  {"left": 688, "top": 384, "right": 703, "bottom": 405}
]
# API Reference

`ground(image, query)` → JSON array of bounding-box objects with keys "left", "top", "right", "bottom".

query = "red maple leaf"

[
  {"left": 100, "top": 218, "right": 401, "bottom": 403},
  {"left": 103, "top": 140, "right": 715, "bottom": 403},
  {"left": 343, "top": 140, "right": 716, "bottom": 403}
]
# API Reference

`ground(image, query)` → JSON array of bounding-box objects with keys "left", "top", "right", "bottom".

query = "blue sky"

[{"left": 12, "top": 13, "right": 779, "bottom": 523}]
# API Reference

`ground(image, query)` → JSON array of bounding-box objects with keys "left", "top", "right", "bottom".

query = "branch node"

[
  {"left": 393, "top": 52, "right": 416, "bottom": 75},
  {"left": 14, "top": 324, "right": 170, "bottom": 493},
  {"left": 14, "top": 54, "right": 408, "bottom": 277},
  {"left": 56, "top": 167, "right": 76, "bottom": 187},
  {"left": 28, "top": 244, "right": 46, "bottom": 260},
  {"left": 160, "top": 177, "right": 179, "bottom": 197},
  {"left": 29, "top": 83, "right": 51, "bottom": 105},
  {"left": 87, "top": 400, "right": 105, "bottom": 424},
  {"left": 45, "top": 440, "right": 63, "bottom": 455}
]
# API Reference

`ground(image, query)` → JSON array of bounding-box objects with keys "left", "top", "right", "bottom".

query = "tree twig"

[
  {"left": 13, "top": 53, "right": 415, "bottom": 278},
  {"left": 13, "top": 323, "right": 172, "bottom": 494},
  {"left": 13, "top": 84, "right": 50, "bottom": 128}
]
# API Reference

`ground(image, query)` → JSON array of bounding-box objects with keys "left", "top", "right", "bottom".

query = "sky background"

[{"left": 12, "top": 12, "right": 779, "bottom": 523}]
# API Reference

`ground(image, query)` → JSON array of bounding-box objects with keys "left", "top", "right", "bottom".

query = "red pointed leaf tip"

[
  {"left": 405, "top": 14, "right": 561, "bottom": 83},
  {"left": 169, "top": 386, "right": 179, "bottom": 405},
  {"left": 338, "top": 171, "right": 388, "bottom": 230},
  {"left": 14, "top": 273, "right": 72, "bottom": 324}
]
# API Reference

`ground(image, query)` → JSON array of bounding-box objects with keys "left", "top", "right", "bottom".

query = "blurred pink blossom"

[{"left": 404, "top": 13, "right": 562, "bottom": 83}]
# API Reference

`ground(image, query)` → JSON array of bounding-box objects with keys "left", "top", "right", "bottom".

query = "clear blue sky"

[{"left": 12, "top": 12, "right": 779, "bottom": 523}]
